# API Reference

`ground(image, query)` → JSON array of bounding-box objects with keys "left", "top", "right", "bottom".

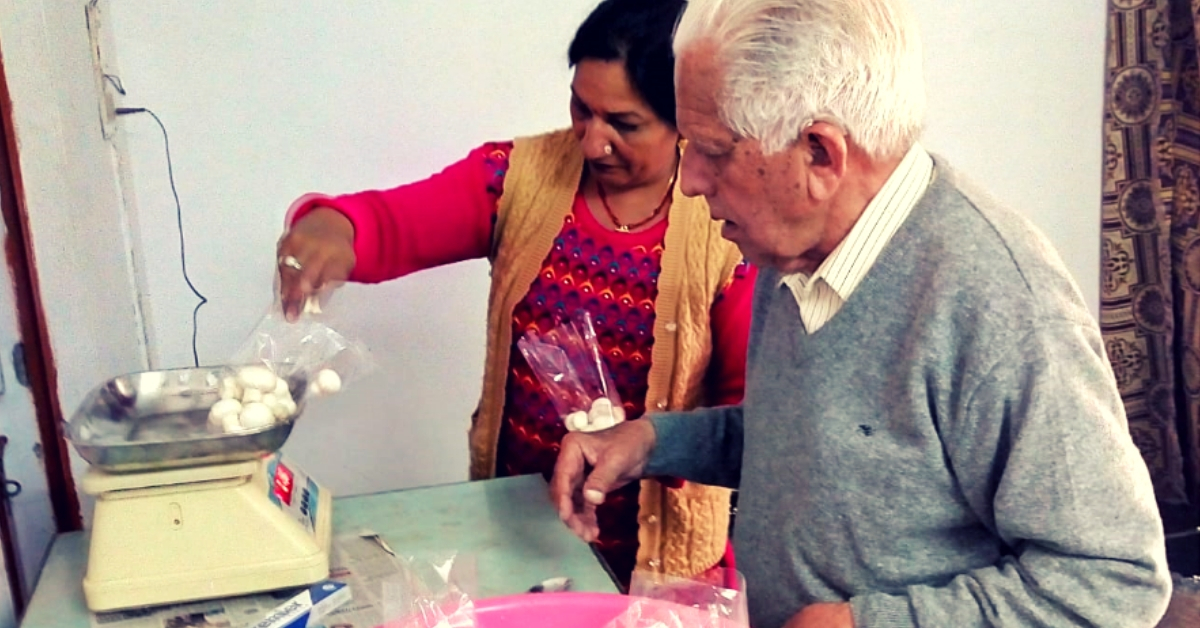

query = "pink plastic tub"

[
  {"left": 469, "top": 593, "right": 631, "bottom": 627},
  {"left": 465, "top": 592, "right": 743, "bottom": 628}
]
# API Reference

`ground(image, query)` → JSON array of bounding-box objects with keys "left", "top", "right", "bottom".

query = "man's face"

[{"left": 675, "top": 43, "right": 835, "bottom": 275}]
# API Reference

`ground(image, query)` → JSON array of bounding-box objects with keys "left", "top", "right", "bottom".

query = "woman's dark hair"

[{"left": 568, "top": 0, "right": 686, "bottom": 127}]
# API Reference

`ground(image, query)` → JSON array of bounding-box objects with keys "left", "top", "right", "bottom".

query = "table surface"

[{"left": 20, "top": 474, "right": 617, "bottom": 628}]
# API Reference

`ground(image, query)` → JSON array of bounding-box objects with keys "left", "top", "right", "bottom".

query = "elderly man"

[{"left": 549, "top": 0, "right": 1172, "bottom": 626}]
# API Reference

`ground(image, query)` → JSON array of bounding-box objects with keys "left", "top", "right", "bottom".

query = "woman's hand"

[{"left": 276, "top": 207, "right": 356, "bottom": 321}]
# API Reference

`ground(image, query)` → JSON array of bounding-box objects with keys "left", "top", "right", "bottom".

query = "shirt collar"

[{"left": 778, "top": 143, "right": 934, "bottom": 301}]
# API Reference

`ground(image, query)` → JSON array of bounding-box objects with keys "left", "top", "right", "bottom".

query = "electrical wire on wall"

[{"left": 116, "top": 107, "right": 207, "bottom": 367}]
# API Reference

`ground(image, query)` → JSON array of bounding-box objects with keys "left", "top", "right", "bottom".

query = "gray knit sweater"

[{"left": 647, "top": 161, "right": 1171, "bottom": 627}]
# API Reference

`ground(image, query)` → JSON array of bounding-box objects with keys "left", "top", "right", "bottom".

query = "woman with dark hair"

[{"left": 274, "top": 0, "right": 755, "bottom": 585}]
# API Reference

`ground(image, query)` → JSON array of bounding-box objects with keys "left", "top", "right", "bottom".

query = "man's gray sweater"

[{"left": 647, "top": 162, "right": 1171, "bottom": 627}]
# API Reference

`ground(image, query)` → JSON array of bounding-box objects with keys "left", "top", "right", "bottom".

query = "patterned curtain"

[{"left": 1101, "top": 0, "right": 1200, "bottom": 505}]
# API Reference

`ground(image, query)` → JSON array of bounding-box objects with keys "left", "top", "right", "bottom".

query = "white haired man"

[{"left": 550, "top": 0, "right": 1172, "bottom": 626}]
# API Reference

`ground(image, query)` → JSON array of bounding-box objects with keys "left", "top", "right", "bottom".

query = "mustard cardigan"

[{"left": 469, "top": 129, "right": 742, "bottom": 576}]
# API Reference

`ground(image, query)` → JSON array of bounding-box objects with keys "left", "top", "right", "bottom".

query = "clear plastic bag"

[
  {"left": 230, "top": 292, "right": 374, "bottom": 390},
  {"left": 206, "top": 292, "right": 374, "bottom": 434},
  {"left": 380, "top": 552, "right": 478, "bottom": 628},
  {"left": 604, "top": 569, "right": 749, "bottom": 628},
  {"left": 516, "top": 310, "right": 624, "bottom": 433}
]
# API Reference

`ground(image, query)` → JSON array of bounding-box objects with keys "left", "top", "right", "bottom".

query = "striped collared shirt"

[{"left": 779, "top": 143, "right": 934, "bottom": 333}]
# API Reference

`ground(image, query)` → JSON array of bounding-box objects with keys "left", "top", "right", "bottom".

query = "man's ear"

[{"left": 802, "top": 122, "right": 848, "bottom": 202}]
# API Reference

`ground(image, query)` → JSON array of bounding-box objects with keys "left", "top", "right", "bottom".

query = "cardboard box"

[{"left": 248, "top": 581, "right": 351, "bottom": 628}]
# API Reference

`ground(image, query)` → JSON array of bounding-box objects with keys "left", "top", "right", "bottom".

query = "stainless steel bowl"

[{"left": 66, "top": 366, "right": 308, "bottom": 473}]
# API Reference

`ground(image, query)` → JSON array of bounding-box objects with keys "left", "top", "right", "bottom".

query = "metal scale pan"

[{"left": 65, "top": 366, "right": 308, "bottom": 473}]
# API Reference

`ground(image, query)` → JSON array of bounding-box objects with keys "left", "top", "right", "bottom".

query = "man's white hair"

[{"left": 674, "top": 0, "right": 926, "bottom": 159}]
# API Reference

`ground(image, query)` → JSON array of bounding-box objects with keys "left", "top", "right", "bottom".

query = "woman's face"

[{"left": 570, "top": 59, "right": 679, "bottom": 190}]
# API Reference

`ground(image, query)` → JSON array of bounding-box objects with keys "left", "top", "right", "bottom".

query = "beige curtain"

[{"left": 1102, "top": 0, "right": 1200, "bottom": 505}]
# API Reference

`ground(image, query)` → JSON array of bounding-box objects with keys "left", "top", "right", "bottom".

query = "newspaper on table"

[{"left": 89, "top": 534, "right": 409, "bottom": 628}]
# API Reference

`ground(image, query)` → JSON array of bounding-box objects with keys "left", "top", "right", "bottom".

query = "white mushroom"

[
  {"left": 219, "top": 376, "right": 242, "bottom": 401},
  {"left": 590, "top": 411, "right": 616, "bottom": 431},
  {"left": 273, "top": 377, "right": 291, "bottom": 399},
  {"left": 242, "top": 388, "right": 264, "bottom": 404},
  {"left": 137, "top": 371, "right": 166, "bottom": 398},
  {"left": 315, "top": 369, "right": 342, "bottom": 395},
  {"left": 239, "top": 402, "right": 274, "bottom": 430},
  {"left": 208, "top": 398, "right": 243, "bottom": 429},
  {"left": 588, "top": 397, "right": 619, "bottom": 429},
  {"left": 237, "top": 365, "right": 278, "bottom": 393},
  {"left": 269, "top": 398, "right": 291, "bottom": 420},
  {"left": 221, "top": 413, "right": 243, "bottom": 433},
  {"left": 260, "top": 393, "right": 287, "bottom": 420},
  {"left": 565, "top": 410, "right": 589, "bottom": 432}
]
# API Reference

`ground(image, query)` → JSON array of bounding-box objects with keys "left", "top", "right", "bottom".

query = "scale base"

[{"left": 80, "top": 456, "right": 332, "bottom": 612}]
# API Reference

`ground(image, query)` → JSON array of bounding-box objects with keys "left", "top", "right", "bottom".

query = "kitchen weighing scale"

[{"left": 67, "top": 367, "right": 334, "bottom": 612}]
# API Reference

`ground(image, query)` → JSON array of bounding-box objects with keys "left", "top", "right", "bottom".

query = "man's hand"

[
  {"left": 550, "top": 419, "right": 657, "bottom": 542},
  {"left": 783, "top": 602, "right": 854, "bottom": 628}
]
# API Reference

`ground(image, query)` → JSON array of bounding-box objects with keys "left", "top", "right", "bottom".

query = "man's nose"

[{"left": 679, "top": 149, "right": 710, "bottom": 198}]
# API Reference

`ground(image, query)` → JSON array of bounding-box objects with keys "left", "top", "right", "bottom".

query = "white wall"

[
  {"left": 0, "top": 0, "right": 149, "bottom": 529},
  {"left": 913, "top": 1, "right": 1105, "bottom": 309},
  {"left": 108, "top": 0, "right": 596, "bottom": 495},
  {"left": 107, "top": 1, "right": 1107, "bottom": 496}
]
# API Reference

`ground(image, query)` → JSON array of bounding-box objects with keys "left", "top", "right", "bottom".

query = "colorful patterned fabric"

[
  {"left": 482, "top": 143, "right": 509, "bottom": 203},
  {"left": 497, "top": 197, "right": 669, "bottom": 582},
  {"left": 292, "top": 137, "right": 752, "bottom": 581},
  {"left": 1101, "top": 0, "right": 1200, "bottom": 504}
]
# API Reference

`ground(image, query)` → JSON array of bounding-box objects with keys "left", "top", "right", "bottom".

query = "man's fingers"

[
  {"left": 565, "top": 505, "right": 599, "bottom": 543},
  {"left": 580, "top": 448, "right": 626, "bottom": 506},
  {"left": 550, "top": 425, "right": 658, "bottom": 543},
  {"left": 550, "top": 434, "right": 606, "bottom": 542},
  {"left": 551, "top": 436, "right": 587, "bottom": 522}
]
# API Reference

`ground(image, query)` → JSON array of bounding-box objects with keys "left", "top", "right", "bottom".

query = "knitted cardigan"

[{"left": 469, "top": 129, "right": 741, "bottom": 576}]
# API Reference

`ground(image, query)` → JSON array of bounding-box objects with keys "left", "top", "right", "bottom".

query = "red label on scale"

[{"left": 272, "top": 463, "right": 295, "bottom": 506}]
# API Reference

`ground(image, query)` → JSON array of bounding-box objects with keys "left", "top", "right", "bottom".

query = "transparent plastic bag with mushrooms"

[
  {"left": 211, "top": 294, "right": 374, "bottom": 434},
  {"left": 517, "top": 310, "right": 625, "bottom": 433}
]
